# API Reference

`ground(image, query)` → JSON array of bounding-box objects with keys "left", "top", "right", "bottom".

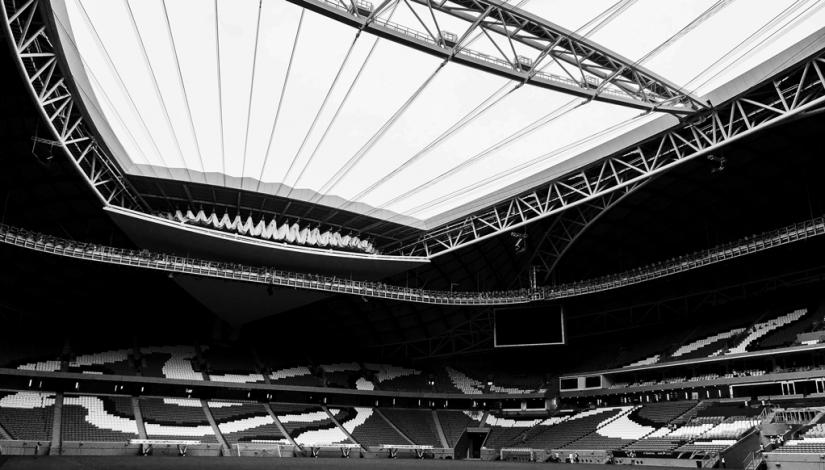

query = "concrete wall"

[
  {"left": 765, "top": 452, "right": 825, "bottom": 470},
  {"left": 0, "top": 440, "right": 51, "bottom": 456}
]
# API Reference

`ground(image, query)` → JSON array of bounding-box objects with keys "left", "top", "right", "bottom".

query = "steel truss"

[
  {"left": 513, "top": 183, "right": 642, "bottom": 286},
  {"left": 2, "top": 214, "right": 825, "bottom": 306},
  {"left": 6, "top": 0, "right": 825, "bottom": 267},
  {"left": 294, "top": 0, "right": 702, "bottom": 113},
  {"left": 388, "top": 49, "right": 825, "bottom": 258},
  {"left": 1, "top": 0, "right": 144, "bottom": 210}
]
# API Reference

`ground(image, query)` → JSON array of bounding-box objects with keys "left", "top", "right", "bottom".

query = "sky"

[{"left": 53, "top": 0, "right": 825, "bottom": 227}]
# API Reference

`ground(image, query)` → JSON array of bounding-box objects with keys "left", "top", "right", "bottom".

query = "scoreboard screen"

[{"left": 494, "top": 305, "right": 565, "bottom": 347}]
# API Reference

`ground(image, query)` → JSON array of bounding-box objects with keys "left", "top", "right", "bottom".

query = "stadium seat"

[
  {"left": 138, "top": 398, "right": 217, "bottom": 442},
  {"left": 721, "top": 309, "right": 807, "bottom": 355},
  {"left": 0, "top": 392, "right": 56, "bottom": 441},
  {"left": 380, "top": 409, "right": 442, "bottom": 447},
  {"left": 61, "top": 395, "right": 139, "bottom": 442}
]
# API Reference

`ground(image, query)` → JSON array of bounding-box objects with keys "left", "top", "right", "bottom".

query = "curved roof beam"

[
  {"left": 290, "top": 0, "right": 705, "bottom": 114},
  {"left": 386, "top": 46, "right": 825, "bottom": 257}
]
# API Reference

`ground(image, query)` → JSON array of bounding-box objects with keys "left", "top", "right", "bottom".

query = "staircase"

[{"left": 744, "top": 451, "right": 764, "bottom": 470}]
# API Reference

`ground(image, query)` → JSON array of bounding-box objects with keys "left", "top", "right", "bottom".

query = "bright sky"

[{"left": 53, "top": 0, "right": 825, "bottom": 228}]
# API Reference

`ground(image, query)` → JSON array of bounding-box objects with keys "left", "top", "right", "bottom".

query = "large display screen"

[{"left": 494, "top": 305, "right": 565, "bottom": 347}]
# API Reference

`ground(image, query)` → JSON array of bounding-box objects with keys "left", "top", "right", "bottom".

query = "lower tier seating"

[
  {"left": 701, "top": 418, "right": 759, "bottom": 439},
  {"left": 437, "top": 411, "right": 476, "bottom": 447},
  {"left": 482, "top": 415, "right": 543, "bottom": 449},
  {"left": 0, "top": 392, "right": 55, "bottom": 441},
  {"left": 524, "top": 408, "right": 625, "bottom": 450},
  {"left": 380, "top": 409, "right": 441, "bottom": 447},
  {"left": 564, "top": 408, "right": 655, "bottom": 450},
  {"left": 275, "top": 406, "right": 353, "bottom": 446},
  {"left": 209, "top": 401, "right": 285, "bottom": 444},
  {"left": 138, "top": 398, "right": 216, "bottom": 442},
  {"left": 624, "top": 438, "right": 682, "bottom": 453},
  {"left": 61, "top": 396, "right": 139, "bottom": 441},
  {"left": 634, "top": 401, "right": 698, "bottom": 426},
  {"left": 675, "top": 440, "right": 736, "bottom": 453},
  {"left": 349, "top": 412, "right": 407, "bottom": 447},
  {"left": 777, "top": 437, "right": 825, "bottom": 453}
]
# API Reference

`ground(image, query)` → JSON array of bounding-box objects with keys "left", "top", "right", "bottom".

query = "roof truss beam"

[
  {"left": 2, "top": 0, "right": 145, "bottom": 210},
  {"left": 388, "top": 50, "right": 825, "bottom": 258},
  {"left": 290, "top": 0, "right": 703, "bottom": 114}
]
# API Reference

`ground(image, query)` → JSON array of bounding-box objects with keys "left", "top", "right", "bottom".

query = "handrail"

[{"left": 0, "top": 214, "right": 823, "bottom": 305}]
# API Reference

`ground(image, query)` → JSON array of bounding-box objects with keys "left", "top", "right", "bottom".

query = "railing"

[
  {"left": 543, "top": 216, "right": 825, "bottom": 299},
  {"left": 0, "top": 223, "right": 533, "bottom": 306},
  {"left": 1, "top": 214, "right": 824, "bottom": 305}
]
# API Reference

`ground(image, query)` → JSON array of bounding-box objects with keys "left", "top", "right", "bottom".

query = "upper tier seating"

[
  {"left": 61, "top": 395, "right": 139, "bottom": 442},
  {"left": 8, "top": 349, "right": 544, "bottom": 396},
  {"left": 486, "top": 371, "right": 547, "bottom": 394},
  {"left": 755, "top": 311, "right": 824, "bottom": 350},
  {"left": 611, "top": 310, "right": 808, "bottom": 370},
  {"left": 381, "top": 409, "right": 441, "bottom": 447},
  {"left": 364, "top": 363, "right": 420, "bottom": 383},
  {"left": 625, "top": 355, "right": 661, "bottom": 368},
  {"left": 0, "top": 392, "right": 55, "bottom": 441},
  {"left": 317, "top": 363, "right": 362, "bottom": 389},
  {"left": 16, "top": 361, "right": 61, "bottom": 372},
  {"left": 138, "top": 346, "right": 205, "bottom": 381},
  {"left": 64, "top": 349, "right": 137, "bottom": 376},
  {"left": 375, "top": 374, "right": 432, "bottom": 392},
  {"left": 446, "top": 367, "right": 485, "bottom": 394},
  {"left": 268, "top": 366, "right": 323, "bottom": 387},
  {"left": 720, "top": 309, "right": 806, "bottom": 355},
  {"left": 202, "top": 347, "right": 265, "bottom": 384},
  {"left": 671, "top": 328, "right": 746, "bottom": 358},
  {"left": 447, "top": 367, "right": 546, "bottom": 394}
]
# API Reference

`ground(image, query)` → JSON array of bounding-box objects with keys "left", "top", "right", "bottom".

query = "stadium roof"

[{"left": 49, "top": 0, "right": 825, "bottom": 229}]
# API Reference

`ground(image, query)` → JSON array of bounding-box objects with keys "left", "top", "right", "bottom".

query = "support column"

[
  {"left": 201, "top": 400, "right": 229, "bottom": 455},
  {"left": 0, "top": 419, "right": 12, "bottom": 440},
  {"left": 48, "top": 393, "right": 63, "bottom": 455},
  {"left": 132, "top": 397, "right": 147, "bottom": 439},
  {"left": 264, "top": 404, "right": 299, "bottom": 448},
  {"left": 374, "top": 408, "right": 415, "bottom": 445},
  {"left": 322, "top": 405, "right": 361, "bottom": 448},
  {"left": 432, "top": 410, "right": 450, "bottom": 448},
  {"left": 479, "top": 411, "right": 490, "bottom": 427}
]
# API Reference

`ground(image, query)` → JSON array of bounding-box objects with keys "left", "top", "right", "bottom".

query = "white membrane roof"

[{"left": 49, "top": 0, "right": 825, "bottom": 229}]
